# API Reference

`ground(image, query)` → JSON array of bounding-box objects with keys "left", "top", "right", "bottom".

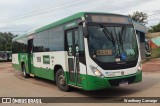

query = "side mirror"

[{"left": 78, "top": 20, "right": 88, "bottom": 38}]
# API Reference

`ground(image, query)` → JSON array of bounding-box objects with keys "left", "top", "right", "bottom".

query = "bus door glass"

[
  {"left": 28, "top": 39, "right": 34, "bottom": 74},
  {"left": 66, "top": 28, "right": 82, "bottom": 86}
]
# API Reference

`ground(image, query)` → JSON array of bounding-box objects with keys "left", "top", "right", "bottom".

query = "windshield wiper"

[
  {"left": 113, "top": 26, "right": 127, "bottom": 61},
  {"left": 119, "top": 26, "right": 126, "bottom": 52},
  {"left": 113, "top": 27, "right": 121, "bottom": 57},
  {"left": 100, "top": 24, "right": 115, "bottom": 46}
]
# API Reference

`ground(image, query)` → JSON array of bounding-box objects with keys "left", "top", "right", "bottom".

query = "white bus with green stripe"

[{"left": 12, "top": 12, "right": 142, "bottom": 91}]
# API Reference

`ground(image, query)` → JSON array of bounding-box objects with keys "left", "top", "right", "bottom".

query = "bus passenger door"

[
  {"left": 28, "top": 39, "right": 34, "bottom": 74},
  {"left": 66, "top": 28, "right": 84, "bottom": 86}
]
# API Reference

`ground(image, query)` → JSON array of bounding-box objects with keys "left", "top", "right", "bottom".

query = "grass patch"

[
  {"left": 142, "top": 47, "right": 160, "bottom": 63},
  {"left": 151, "top": 47, "right": 160, "bottom": 58}
]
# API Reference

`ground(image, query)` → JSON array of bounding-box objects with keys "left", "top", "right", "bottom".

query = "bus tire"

[
  {"left": 56, "top": 69, "right": 69, "bottom": 92},
  {"left": 22, "top": 64, "right": 30, "bottom": 78}
]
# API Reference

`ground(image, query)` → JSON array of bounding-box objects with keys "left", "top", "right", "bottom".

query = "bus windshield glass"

[{"left": 88, "top": 24, "right": 138, "bottom": 63}]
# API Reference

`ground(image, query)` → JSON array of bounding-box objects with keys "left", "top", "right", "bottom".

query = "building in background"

[{"left": 146, "top": 32, "right": 160, "bottom": 49}]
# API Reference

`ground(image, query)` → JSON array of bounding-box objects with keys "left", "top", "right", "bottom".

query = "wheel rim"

[
  {"left": 23, "top": 66, "right": 26, "bottom": 76},
  {"left": 23, "top": 70, "right": 26, "bottom": 76},
  {"left": 58, "top": 74, "right": 65, "bottom": 86}
]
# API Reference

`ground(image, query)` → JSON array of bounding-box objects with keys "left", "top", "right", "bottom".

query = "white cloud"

[
  {"left": 0, "top": 0, "right": 160, "bottom": 34},
  {"left": 0, "top": 0, "right": 24, "bottom": 5}
]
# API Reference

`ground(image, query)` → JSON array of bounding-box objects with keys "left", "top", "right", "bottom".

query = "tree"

[
  {"left": 0, "top": 32, "right": 17, "bottom": 51},
  {"left": 129, "top": 11, "right": 148, "bottom": 25},
  {"left": 148, "top": 23, "right": 160, "bottom": 33}
]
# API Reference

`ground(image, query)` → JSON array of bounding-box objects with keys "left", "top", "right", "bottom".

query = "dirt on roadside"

[
  {"left": 0, "top": 62, "right": 13, "bottom": 73},
  {"left": 142, "top": 58, "right": 160, "bottom": 72}
]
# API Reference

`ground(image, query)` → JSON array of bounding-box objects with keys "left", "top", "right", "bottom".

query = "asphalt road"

[{"left": 0, "top": 61, "right": 160, "bottom": 106}]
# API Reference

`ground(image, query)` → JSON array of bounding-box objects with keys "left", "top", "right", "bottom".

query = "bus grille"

[{"left": 108, "top": 76, "right": 136, "bottom": 86}]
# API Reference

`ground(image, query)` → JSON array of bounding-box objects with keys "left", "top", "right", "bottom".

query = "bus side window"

[
  {"left": 66, "top": 31, "right": 73, "bottom": 56},
  {"left": 77, "top": 27, "right": 86, "bottom": 64},
  {"left": 77, "top": 27, "right": 85, "bottom": 55}
]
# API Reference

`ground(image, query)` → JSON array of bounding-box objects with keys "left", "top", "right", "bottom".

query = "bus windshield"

[{"left": 88, "top": 24, "right": 138, "bottom": 63}]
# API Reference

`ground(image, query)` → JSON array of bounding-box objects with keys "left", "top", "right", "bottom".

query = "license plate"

[{"left": 119, "top": 81, "right": 128, "bottom": 87}]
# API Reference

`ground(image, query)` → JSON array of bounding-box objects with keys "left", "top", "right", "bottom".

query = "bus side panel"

[
  {"left": 12, "top": 53, "right": 21, "bottom": 71},
  {"left": 32, "top": 51, "right": 67, "bottom": 81},
  {"left": 19, "top": 53, "right": 29, "bottom": 73},
  {"left": 12, "top": 53, "right": 28, "bottom": 72}
]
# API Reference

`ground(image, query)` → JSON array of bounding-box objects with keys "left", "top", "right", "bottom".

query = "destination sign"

[
  {"left": 96, "top": 50, "right": 113, "bottom": 56},
  {"left": 86, "top": 14, "right": 132, "bottom": 24}
]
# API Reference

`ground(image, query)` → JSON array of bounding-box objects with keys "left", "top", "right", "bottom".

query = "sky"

[{"left": 0, "top": 0, "right": 160, "bottom": 35}]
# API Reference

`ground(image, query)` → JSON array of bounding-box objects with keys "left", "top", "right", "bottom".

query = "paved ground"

[{"left": 0, "top": 60, "right": 160, "bottom": 106}]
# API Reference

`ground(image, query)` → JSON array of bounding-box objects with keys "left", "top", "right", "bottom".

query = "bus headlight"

[
  {"left": 137, "top": 63, "right": 142, "bottom": 73},
  {"left": 138, "top": 65, "right": 141, "bottom": 71},
  {"left": 90, "top": 66, "right": 104, "bottom": 78}
]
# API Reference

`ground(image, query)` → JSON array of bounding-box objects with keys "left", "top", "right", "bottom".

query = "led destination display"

[{"left": 86, "top": 14, "right": 132, "bottom": 24}]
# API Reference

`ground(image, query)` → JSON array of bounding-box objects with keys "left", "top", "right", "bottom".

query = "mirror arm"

[{"left": 78, "top": 20, "right": 88, "bottom": 38}]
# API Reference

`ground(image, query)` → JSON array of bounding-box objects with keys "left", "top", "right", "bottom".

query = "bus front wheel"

[
  {"left": 22, "top": 64, "right": 30, "bottom": 78},
  {"left": 56, "top": 69, "right": 69, "bottom": 92}
]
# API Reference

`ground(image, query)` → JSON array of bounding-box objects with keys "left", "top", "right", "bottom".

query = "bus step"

[{"left": 30, "top": 74, "right": 35, "bottom": 77}]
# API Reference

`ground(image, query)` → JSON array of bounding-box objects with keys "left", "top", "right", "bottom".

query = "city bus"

[
  {"left": 12, "top": 12, "right": 142, "bottom": 91},
  {"left": 0, "top": 51, "right": 12, "bottom": 61}
]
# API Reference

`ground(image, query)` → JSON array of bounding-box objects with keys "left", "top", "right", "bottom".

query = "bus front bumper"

[{"left": 83, "top": 71, "right": 142, "bottom": 90}]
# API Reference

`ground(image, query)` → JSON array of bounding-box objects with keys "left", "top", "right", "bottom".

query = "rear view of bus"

[{"left": 79, "top": 13, "right": 142, "bottom": 90}]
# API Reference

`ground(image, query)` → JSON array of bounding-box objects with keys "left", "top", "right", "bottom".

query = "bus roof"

[
  {"left": 13, "top": 12, "right": 127, "bottom": 41},
  {"left": 133, "top": 21, "right": 147, "bottom": 33}
]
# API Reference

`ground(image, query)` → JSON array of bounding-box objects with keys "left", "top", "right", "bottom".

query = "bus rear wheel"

[
  {"left": 22, "top": 64, "right": 30, "bottom": 78},
  {"left": 56, "top": 69, "right": 69, "bottom": 92}
]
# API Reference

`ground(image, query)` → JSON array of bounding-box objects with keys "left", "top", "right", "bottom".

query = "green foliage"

[
  {"left": 129, "top": 11, "right": 148, "bottom": 25},
  {"left": 148, "top": 23, "right": 160, "bottom": 33},
  {"left": 0, "top": 32, "right": 17, "bottom": 51}
]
